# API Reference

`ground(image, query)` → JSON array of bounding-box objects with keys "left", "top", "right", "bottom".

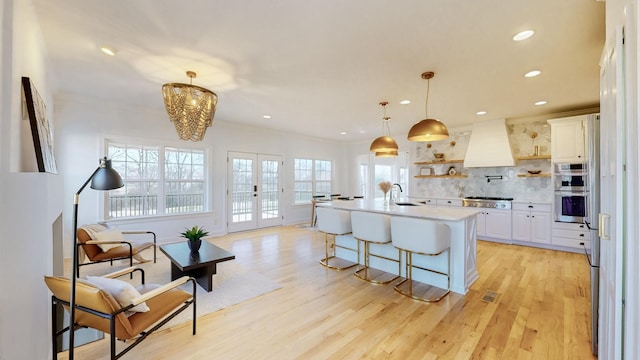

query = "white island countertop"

[{"left": 316, "top": 199, "right": 480, "bottom": 220}]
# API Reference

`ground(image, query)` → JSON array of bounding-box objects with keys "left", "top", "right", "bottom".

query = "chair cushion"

[
  {"left": 390, "top": 217, "right": 450, "bottom": 255},
  {"left": 351, "top": 211, "right": 391, "bottom": 243},
  {"left": 77, "top": 227, "right": 104, "bottom": 260},
  {"left": 126, "top": 288, "right": 193, "bottom": 337},
  {"left": 44, "top": 276, "right": 134, "bottom": 338},
  {"left": 93, "top": 227, "right": 126, "bottom": 252},
  {"left": 316, "top": 208, "right": 352, "bottom": 235},
  {"left": 86, "top": 275, "right": 150, "bottom": 313}
]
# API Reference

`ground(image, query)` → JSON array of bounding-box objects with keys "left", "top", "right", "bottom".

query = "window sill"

[{"left": 102, "top": 212, "right": 214, "bottom": 226}]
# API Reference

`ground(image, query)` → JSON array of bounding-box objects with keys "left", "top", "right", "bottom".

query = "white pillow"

[
  {"left": 86, "top": 275, "right": 150, "bottom": 313},
  {"left": 93, "top": 227, "right": 126, "bottom": 252}
]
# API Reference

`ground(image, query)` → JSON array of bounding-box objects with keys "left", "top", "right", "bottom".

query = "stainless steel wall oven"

[
  {"left": 553, "top": 163, "right": 588, "bottom": 191},
  {"left": 553, "top": 162, "right": 589, "bottom": 223},
  {"left": 554, "top": 191, "right": 589, "bottom": 223}
]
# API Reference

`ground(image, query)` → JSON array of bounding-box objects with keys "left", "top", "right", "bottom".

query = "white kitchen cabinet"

[
  {"left": 512, "top": 203, "right": 551, "bottom": 244},
  {"left": 551, "top": 221, "right": 591, "bottom": 250},
  {"left": 436, "top": 198, "right": 462, "bottom": 207},
  {"left": 548, "top": 116, "right": 587, "bottom": 163},
  {"left": 406, "top": 197, "right": 437, "bottom": 207},
  {"left": 476, "top": 208, "right": 511, "bottom": 241},
  {"left": 476, "top": 211, "right": 486, "bottom": 237},
  {"left": 421, "top": 198, "right": 437, "bottom": 207}
]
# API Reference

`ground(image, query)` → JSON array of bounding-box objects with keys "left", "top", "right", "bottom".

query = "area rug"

[{"left": 79, "top": 248, "right": 282, "bottom": 328}]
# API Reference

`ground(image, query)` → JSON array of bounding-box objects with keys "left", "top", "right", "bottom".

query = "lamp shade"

[
  {"left": 407, "top": 118, "right": 449, "bottom": 142},
  {"left": 90, "top": 158, "right": 124, "bottom": 191},
  {"left": 369, "top": 135, "right": 399, "bottom": 153},
  {"left": 375, "top": 150, "right": 399, "bottom": 157}
]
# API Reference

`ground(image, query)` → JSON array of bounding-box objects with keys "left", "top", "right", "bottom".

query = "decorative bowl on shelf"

[
  {"left": 433, "top": 153, "right": 445, "bottom": 161},
  {"left": 527, "top": 170, "right": 542, "bottom": 175}
]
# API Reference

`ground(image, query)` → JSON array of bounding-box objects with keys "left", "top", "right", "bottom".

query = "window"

[
  {"left": 107, "top": 141, "right": 207, "bottom": 219},
  {"left": 164, "top": 147, "right": 206, "bottom": 214},
  {"left": 294, "top": 158, "right": 332, "bottom": 204},
  {"left": 357, "top": 152, "right": 408, "bottom": 199}
]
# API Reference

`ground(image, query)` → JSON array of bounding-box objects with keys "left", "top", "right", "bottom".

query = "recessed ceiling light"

[
  {"left": 263, "top": 115, "right": 272, "bottom": 119},
  {"left": 340, "top": 132, "right": 347, "bottom": 135},
  {"left": 513, "top": 30, "right": 535, "bottom": 41},
  {"left": 400, "top": 100, "right": 411, "bottom": 105},
  {"left": 476, "top": 111, "right": 487, "bottom": 115},
  {"left": 525, "top": 70, "right": 541, "bottom": 78},
  {"left": 535, "top": 100, "right": 548, "bottom": 106},
  {"left": 100, "top": 46, "right": 117, "bottom": 56}
]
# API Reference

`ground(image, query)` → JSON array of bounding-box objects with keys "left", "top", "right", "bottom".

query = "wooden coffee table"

[{"left": 159, "top": 241, "right": 235, "bottom": 292}]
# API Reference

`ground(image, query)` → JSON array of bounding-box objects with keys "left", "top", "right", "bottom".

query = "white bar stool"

[
  {"left": 351, "top": 211, "right": 400, "bottom": 284},
  {"left": 316, "top": 207, "right": 357, "bottom": 270},
  {"left": 390, "top": 217, "right": 451, "bottom": 302}
]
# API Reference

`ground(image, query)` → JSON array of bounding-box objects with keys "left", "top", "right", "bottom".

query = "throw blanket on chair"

[
  {"left": 78, "top": 224, "right": 109, "bottom": 263},
  {"left": 79, "top": 224, "right": 150, "bottom": 263}
]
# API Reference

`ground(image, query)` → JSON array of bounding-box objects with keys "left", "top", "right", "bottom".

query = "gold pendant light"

[
  {"left": 370, "top": 101, "right": 398, "bottom": 156},
  {"left": 407, "top": 71, "right": 449, "bottom": 142},
  {"left": 162, "top": 71, "right": 218, "bottom": 142},
  {"left": 375, "top": 150, "right": 399, "bottom": 157}
]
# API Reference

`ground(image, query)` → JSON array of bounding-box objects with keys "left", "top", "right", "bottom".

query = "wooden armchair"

[
  {"left": 77, "top": 225, "right": 157, "bottom": 277},
  {"left": 44, "top": 267, "right": 196, "bottom": 360}
]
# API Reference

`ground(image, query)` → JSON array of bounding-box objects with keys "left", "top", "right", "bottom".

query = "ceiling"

[{"left": 31, "top": 0, "right": 605, "bottom": 142}]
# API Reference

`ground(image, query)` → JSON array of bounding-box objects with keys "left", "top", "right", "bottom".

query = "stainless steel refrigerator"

[{"left": 584, "top": 113, "right": 600, "bottom": 355}]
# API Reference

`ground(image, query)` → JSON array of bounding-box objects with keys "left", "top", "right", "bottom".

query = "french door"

[{"left": 227, "top": 152, "right": 282, "bottom": 232}]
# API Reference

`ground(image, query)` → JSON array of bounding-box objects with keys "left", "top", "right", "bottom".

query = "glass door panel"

[{"left": 227, "top": 152, "right": 282, "bottom": 232}]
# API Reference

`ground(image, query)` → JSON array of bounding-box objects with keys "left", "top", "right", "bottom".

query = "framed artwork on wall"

[{"left": 21, "top": 76, "right": 57, "bottom": 173}]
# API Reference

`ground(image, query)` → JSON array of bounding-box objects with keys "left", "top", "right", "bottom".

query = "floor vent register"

[{"left": 481, "top": 290, "right": 500, "bottom": 303}]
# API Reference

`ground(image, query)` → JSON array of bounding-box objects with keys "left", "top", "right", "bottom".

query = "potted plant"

[{"left": 180, "top": 226, "right": 209, "bottom": 252}]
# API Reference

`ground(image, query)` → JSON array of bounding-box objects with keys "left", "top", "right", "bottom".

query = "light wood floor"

[{"left": 60, "top": 225, "right": 595, "bottom": 359}]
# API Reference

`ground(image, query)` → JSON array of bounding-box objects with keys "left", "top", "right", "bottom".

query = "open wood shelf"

[
  {"left": 517, "top": 173, "right": 551, "bottom": 178},
  {"left": 516, "top": 155, "right": 551, "bottom": 160},
  {"left": 414, "top": 159, "right": 464, "bottom": 165},
  {"left": 414, "top": 174, "right": 468, "bottom": 179}
]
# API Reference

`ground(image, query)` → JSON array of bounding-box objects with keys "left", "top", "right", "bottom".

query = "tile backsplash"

[{"left": 413, "top": 119, "right": 553, "bottom": 203}]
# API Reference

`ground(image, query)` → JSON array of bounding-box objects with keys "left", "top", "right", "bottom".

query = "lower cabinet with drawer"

[
  {"left": 436, "top": 198, "right": 463, "bottom": 207},
  {"left": 477, "top": 208, "right": 512, "bottom": 242},
  {"left": 421, "top": 198, "right": 437, "bottom": 207},
  {"left": 551, "top": 221, "right": 591, "bottom": 250},
  {"left": 512, "top": 202, "right": 552, "bottom": 244}
]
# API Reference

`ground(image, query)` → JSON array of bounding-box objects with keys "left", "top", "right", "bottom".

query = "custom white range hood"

[{"left": 463, "top": 118, "right": 515, "bottom": 168}]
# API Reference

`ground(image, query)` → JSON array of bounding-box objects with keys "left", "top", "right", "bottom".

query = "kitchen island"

[{"left": 316, "top": 199, "right": 480, "bottom": 294}]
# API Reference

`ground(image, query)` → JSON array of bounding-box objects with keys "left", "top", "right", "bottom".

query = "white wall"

[
  {"left": 55, "top": 94, "right": 350, "bottom": 255},
  {"left": 0, "top": 1, "right": 62, "bottom": 359}
]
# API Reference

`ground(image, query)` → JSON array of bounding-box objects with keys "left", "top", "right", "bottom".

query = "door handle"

[
  {"left": 254, "top": 185, "right": 258, "bottom": 192},
  {"left": 599, "top": 213, "right": 611, "bottom": 240}
]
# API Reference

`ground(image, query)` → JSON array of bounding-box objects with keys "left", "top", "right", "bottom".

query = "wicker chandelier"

[{"left": 162, "top": 71, "right": 218, "bottom": 141}]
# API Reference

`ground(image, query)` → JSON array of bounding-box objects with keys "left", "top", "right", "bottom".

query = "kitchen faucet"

[
  {"left": 393, "top": 183, "right": 403, "bottom": 192},
  {"left": 391, "top": 183, "right": 403, "bottom": 203}
]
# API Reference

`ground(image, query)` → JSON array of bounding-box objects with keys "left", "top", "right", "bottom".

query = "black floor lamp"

[{"left": 68, "top": 157, "right": 123, "bottom": 360}]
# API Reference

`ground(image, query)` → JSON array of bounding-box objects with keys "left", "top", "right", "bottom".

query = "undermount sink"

[{"left": 394, "top": 202, "right": 418, "bottom": 206}]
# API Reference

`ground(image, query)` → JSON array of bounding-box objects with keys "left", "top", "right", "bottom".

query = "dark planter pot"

[{"left": 187, "top": 238, "right": 202, "bottom": 252}]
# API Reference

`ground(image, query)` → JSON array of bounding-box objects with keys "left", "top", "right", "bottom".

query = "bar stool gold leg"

[
  {"left": 354, "top": 239, "right": 399, "bottom": 284},
  {"left": 319, "top": 233, "right": 357, "bottom": 270},
  {"left": 391, "top": 217, "right": 451, "bottom": 302},
  {"left": 393, "top": 249, "right": 450, "bottom": 302}
]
